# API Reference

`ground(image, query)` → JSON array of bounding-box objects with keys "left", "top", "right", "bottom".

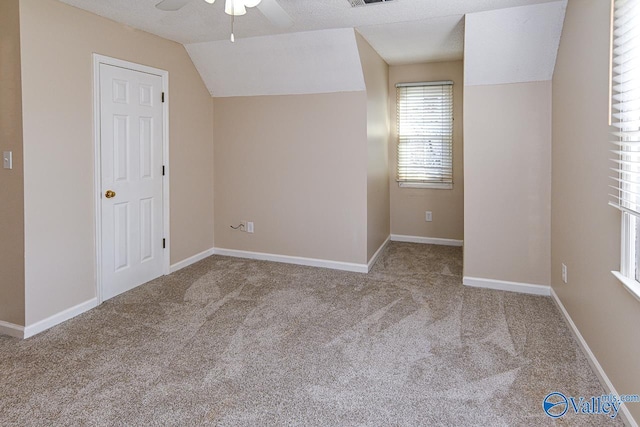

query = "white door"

[{"left": 99, "top": 63, "right": 164, "bottom": 301}]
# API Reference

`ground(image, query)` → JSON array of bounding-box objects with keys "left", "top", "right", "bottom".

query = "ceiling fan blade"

[
  {"left": 155, "top": 0, "right": 191, "bottom": 11},
  {"left": 257, "top": 0, "right": 293, "bottom": 29}
]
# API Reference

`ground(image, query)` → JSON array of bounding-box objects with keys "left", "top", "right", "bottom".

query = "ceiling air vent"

[{"left": 349, "top": 0, "right": 394, "bottom": 7}]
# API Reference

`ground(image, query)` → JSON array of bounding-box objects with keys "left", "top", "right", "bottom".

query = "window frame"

[
  {"left": 614, "top": 214, "right": 640, "bottom": 301},
  {"left": 610, "top": 0, "right": 640, "bottom": 300},
  {"left": 395, "top": 81, "right": 454, "bottom": 190}
]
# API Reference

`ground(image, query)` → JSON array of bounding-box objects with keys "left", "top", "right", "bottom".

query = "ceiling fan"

[{"left": 155, "top": 0, "right": 294, "bottom": 29}]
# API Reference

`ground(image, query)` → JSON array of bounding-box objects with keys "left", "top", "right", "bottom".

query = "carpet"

[{"left": 0, "top": 242, "right": 622, "bottom": 426}]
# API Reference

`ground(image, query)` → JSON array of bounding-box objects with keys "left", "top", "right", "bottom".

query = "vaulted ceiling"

[{"left": 58, "top": 0, "right": 559, "bottom": 65}]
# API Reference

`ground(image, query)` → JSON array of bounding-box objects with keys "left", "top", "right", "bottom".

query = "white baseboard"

[
  {"left": 390, "top": 234, "right": 463, "bottom": 247},
  {"left": 23, "top": 298, "right": 98, "bottom": 339},
  {"left": 551, "top": 288, "right": 638, "bottom": 427},
  {"left": 174, "top": 238, "right": 392, "bottom": 275},
  {"left": 213, "top": 247, "right": 368, "bottom": 273},
  {"left": 463, "top": 276, "right": 551, "bottom": 296},
  {"left": 0, "top": 320, "right": 25, "bottom": 339},
  {"left": 170, "top": 248, "right": 215, "bottom": 273},
  {"left": 368, "top": 236, "right": 391, "bottom": 272}
]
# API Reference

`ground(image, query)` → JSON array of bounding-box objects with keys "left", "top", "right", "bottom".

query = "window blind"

[
  {"left": 396, "top": 81, "right": 453, "bottom": 186},
  {"left": 610, "top": 0, "right": 640, "bottom": 216}
]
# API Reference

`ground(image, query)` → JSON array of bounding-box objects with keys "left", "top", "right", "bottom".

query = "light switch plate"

[{"left": 3, "top": 151, "right": 12, "bottom": 170}]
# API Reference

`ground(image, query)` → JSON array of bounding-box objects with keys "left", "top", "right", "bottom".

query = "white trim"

[
  {"left": 390, "top": 234, "right": 463, "bottom": 247},
  {"left": 161, "top": 74, "right": 171, "bottom": 278},
  {"left": 396, "top": 80, "right": 453, "bottom": 88},
  {"left": 398, "top": 182, "right": 453, "bottom": 190},
  {"left": 213, "top": 248, "right": 369, "bottom": 273},
  {"left": 367, "top": 236, "right": 391, "bottom": 272},
  {"left": 550, "top": 288, "right": 638, "bottom": 427},
  {"left": 612, "top": 270, "right": 640, "bottom": 302},
  {"left": 92, "top": 55, "right": 103, "bottom": 304},
  {"left": 621, "top": 212, "right": 633, "bottom": 279},
  {"left": 23, "top": 298, "right": 98, "bottom": 339},
  {"left": 0, "top": 321, "right": 24, "bottom": 339},
  {"left": 92, "top": 54, "right": 170, "bottom": 305},
  {"left": 170, "top": 248, "right": 215, "bottom": 273},
  {"left": 463, "top": 276, "right": 551, "bottom": 296}
]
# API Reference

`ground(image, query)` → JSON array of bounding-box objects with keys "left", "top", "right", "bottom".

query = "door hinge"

[
  {"left": 162, "top": 165, "right": 165, "bottom": 176},
  {"left": 163, "top": 238, "right": 166, "bottom": 249},
  {"left": 161, "top": 92, "right": 165, "bottom": 103}
]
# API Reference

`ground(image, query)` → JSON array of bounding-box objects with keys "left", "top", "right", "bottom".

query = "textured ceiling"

[
  {"left": 58, "top": 0, "right": 560, "bottom": 64},
  {"left": 186, "top": 29, "right": 366, "bottom": 97},
  {"left": 465, "top": 1, "right": 567, "bottom": 85},
  {"left": 357, "top": 15, "right": 465, "bottom": 65}
]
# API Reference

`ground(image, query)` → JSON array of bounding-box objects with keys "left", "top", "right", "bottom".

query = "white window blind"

[
  {"left": 610, "top": 0, "right": 640, "bottom": 216},
  {"left": 396, "top": 81, "right": 453, "bottom": 188}
]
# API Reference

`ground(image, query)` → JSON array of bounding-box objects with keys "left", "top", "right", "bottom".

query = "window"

[
  {"left": 396, "top": 81, "right": 454, "bottom": 189},
  {"left": 610, "top": 0, "right": 640, "bottom": 299}
]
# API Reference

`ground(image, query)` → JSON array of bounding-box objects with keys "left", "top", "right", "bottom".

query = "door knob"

[{"left": 105, "top": 190, "right": 116, "bottom": 199}]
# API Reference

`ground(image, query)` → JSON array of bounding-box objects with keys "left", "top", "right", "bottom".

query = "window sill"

[
  {"left": 611, "top": 271, "right": 640, "bottom": 302},
  {"left": 398, "top": 182, "right": 453, "bottom": 190}
]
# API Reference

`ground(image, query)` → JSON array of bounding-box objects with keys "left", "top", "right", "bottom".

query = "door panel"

[
  {"left": 113, "top": 115, "right": 129, "bottom": 182},
  {"left": 100, "top": 64, "right": 164, "bottom": 301},
  {"left": 114, "top": 202, "right": 130, "bottom": 271},
  {"left": 140, "top": 198, "right": 154, "bottom": 262},
  {"left": 140, "top": 117, "right": 153, "bottom": 180}
]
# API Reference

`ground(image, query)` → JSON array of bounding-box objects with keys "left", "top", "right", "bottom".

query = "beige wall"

[
  {"left": 356, "top": 33, "right": 390, "bottom": 260},
  {"left": 464, "top": 81, "right": 551, "bottom": 285},
  {"left": 0, "top": 0, "right": 25, "bottom": 326},
  {"left": 19, "top": 0, "right": 214, "bottom": 325},
  {"left": 552, "top": 0, "right": 640, "bottom": 421},
  {"left": 213, "top": 92, "right": 368, "bottom": 264},
  {"left": 389, "top": 61, "right": 464, "bottom": 241}
]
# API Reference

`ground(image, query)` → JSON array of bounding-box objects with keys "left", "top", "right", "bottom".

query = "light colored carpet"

[{"left": 0, "top": 243, "right": 621, "bottom": 426}]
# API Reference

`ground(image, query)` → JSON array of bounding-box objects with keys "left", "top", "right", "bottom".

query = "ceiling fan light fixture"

[
  {"left": 194, "top": 0, "right": 269, "bottom": 43},
  {"left": 225, "top": 0, "right": 247, "bottom": 15}
]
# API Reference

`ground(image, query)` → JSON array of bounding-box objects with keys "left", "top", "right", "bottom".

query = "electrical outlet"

[
  {"left": 425, "top": 211, "right": 433, "bottom": 222},
  {"left": 247, "top": 222, "right": 254, "bottom": 233},
  {"left": 3, "top": 151, "right": 12, "bottom": 170},
  {"left": 561, "top": 263, "right": 568, "bottom": 284}
]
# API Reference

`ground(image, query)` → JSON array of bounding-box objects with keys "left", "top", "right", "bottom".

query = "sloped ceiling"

[
  {"left": 186, "top": 28, "right": 366, "bottom": 97},
  {"left": 58, "top": 0, "right": 562, "bottom": 65},
  {"left": 53, "top": 0, "right": 568, "bottom": 97},
  {"left": 357, "top": 14, "right": 465, "bottom": 66},
  {"left": 464, "top": 1, "right": 567, "bottom": 85}
]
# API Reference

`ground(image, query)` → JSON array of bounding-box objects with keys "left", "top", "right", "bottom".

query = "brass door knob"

[{"left": 105, "top": 190, "right": 116, "bottom": 199}]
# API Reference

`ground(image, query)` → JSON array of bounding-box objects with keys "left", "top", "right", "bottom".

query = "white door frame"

[{"left": 93, "top": 54, "right": 170, "bottom": 305}]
